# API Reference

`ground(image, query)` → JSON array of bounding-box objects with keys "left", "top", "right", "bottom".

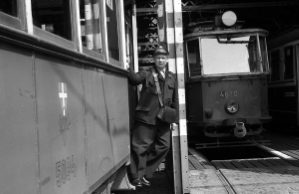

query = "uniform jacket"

[{"left": 128, "top": 66, "right": 179, "bottom": 125}]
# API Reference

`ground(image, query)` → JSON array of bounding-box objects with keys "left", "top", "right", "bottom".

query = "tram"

[
  {"left": 267, "top": 29, "right": 299, "bottom": 131},
  {"left": 0, "top": 0, "right": 133, "bottom": 193},
  {"left": 184, "top": 11, "right": 272, "bottom": 142}
]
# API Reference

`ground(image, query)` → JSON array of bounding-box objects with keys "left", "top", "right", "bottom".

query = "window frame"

[
  {"left": 80, "top": 0, "right": 126, "bottom": 68},
  {"left": 104, "top": 0, "right": 126, "bottom": 67},
  {"left": 201, "top": 36, "right": 253, "bottom": 75},
  {"left": 80, "top": 0, "right": 105, "bottom": 60},
  {"left": 283, "top": 45, "right": 294, "bottom": 80},
  {"left": 185, "top": 38, "right": 202, "bottom": 78},
  {"left": 269, "top": 43, "right": 296, "bottom": 83},
  {"left": 202, "top": 34, "right": 262, "bottom": 75},
  {"left": 0, "top": 0, "right": 26, "bottom": 30},
  {"left": 259, "top": 35, "right": 270, "bottom": 73},
  {"left": 31, "top": 0, "right": 77, "bottom": 51},
  {"left": 117, "top": 0, "right": 126, "bottom": 68},
  {"left": 186, "top": 33, "right": 269, "bottom": 78},
  {"left": 269, "top": 49, "right": 281, "bottom": 82},
  {"left": 125, "top": 15, "right": 134, "bottom": 69},
  {"left": 0, "top": 0, "right": 127, "bottom": 69}
]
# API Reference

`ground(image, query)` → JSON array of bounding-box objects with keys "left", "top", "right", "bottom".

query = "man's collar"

[{"left": 154, "top": 66, "right": 166, "bottom": 72}]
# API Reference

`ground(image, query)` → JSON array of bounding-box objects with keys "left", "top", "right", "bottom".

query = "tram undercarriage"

[{"left": 188, "top": 122, "right": 271, "bottom": 149}]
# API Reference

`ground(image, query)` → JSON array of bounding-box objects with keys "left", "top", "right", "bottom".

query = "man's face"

[{"left": 154, "top": 54, "right": 168, "bottom": 71}]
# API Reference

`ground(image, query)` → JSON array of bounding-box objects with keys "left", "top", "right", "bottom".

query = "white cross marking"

[{"left": 59, "top": 82, "right": 68, "bottom": 116}]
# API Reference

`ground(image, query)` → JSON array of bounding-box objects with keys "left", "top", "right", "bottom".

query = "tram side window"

[
  {"left": 0, "top": 0, "right": 17, "bottom": 17},
  {"left": 270, "top": 50, "right": 280, "bottom": 81},
  {"left": 80, "top": 0, "right": 103, "bottom": 52},
  {"left": 125, "top": 20, "right": 133, "bottom": 69},
  {"left": 32, "top": 0, "right": 72, "bottom": 40},
  {"left": 186, "top": 39, "right": 201, "bottom": 77},
  {"left": 259, "top": 37, "right": 269, "bottom": 72},
  {"left": 248, "top": 36, "right": 258, "bottom": 72},
  {"left": 284, "top": 46, "right": 294, "bottom": 79},
  {"left": 107, "top": 0, "right": 120, "bottom": 61}
]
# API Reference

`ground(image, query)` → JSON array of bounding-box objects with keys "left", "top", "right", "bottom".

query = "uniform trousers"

[{"left": 130, "top": 121, "right": 170, "bottom": 179}]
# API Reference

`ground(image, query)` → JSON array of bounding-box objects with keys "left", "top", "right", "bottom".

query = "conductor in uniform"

[{"left": 128, "top": 46, "right": 179, "bottom": 187}]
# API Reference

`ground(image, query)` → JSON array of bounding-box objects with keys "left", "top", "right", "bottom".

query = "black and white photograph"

[{"left": 0, "top": 0, "right": 299, "bottom": 193}]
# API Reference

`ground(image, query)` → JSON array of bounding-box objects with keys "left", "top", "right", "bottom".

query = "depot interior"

[
  {"left": 1, "top": 0, "right": 298, "bottom": 58},
  {"left": 138, "top": 0, "right": 299, "bottom": 38}
]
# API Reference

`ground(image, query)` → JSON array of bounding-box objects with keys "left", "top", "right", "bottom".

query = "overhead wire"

[{"left": 197, "top": 0, "right": 215, "bottom": 18}]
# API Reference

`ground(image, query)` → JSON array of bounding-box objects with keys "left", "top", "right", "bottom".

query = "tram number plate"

[
  {"left": 56, "top": 155, "right": 76, "bottom": 187},
  {"left": 220, "top": 91, "right": 238, "bottom": 98}
]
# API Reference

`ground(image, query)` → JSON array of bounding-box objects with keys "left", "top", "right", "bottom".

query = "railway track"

[{"left": 188, "top": 144, "right": 299, "bottom": 194}]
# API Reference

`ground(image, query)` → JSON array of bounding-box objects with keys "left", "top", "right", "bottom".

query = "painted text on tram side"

[{"left": 56, "top": 155, "right": 76, "bottom": 187}]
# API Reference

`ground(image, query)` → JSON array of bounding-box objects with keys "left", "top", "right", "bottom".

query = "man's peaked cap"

[{"left": 153, "top": 45, "right": 169, "bottom": 56}]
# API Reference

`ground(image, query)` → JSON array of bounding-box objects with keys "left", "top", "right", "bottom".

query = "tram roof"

[{"left": 184, "top": 28, "right": 269, "bottom": 40}]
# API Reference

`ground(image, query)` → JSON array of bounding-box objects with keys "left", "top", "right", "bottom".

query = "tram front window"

[
  {"left": 201, "top": 36, "right": 260, "bottom": 75},
  {"left": 186, "top": 39, "right": 201, "bottom": 77},
  {"left": 259, "top": 36, "right": 269, "bottom": 73}
]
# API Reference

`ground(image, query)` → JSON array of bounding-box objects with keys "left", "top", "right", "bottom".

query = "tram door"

[{"left": 125, "top": 12, "right": 138, "bottom": 130}]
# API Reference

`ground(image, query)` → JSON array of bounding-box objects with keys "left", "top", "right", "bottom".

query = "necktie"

[{"left": 160, "top": 70, "right": 165, "bottom": 78}]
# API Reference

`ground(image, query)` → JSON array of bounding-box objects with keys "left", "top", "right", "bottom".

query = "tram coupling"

[{"left": 234, "top": 122, "right": 246, "bottom": 138}]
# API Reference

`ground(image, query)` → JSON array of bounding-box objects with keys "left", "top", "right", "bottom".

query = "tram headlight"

[
  {"left": 225, "top": 100, "right": 239, "bottom": 114},
  {"left": 222, "top": 11, "right": 237, "bottom": 27}
]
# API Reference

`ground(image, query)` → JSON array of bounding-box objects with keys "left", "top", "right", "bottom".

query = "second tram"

[
  {"left": 267, "top": 29, "right": 299, "bottom": 131},
  {"left": 184, "top": 12, "right": 272, "bottom": 143}
]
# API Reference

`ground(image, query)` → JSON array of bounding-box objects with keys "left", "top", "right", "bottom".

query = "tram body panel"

[
  {"left": 187, "top": 78, "right": 266, "bottom": 125},
  {"left": 0, "top": 0, "right": 133, "bottom": 193},
  {"left": 0, "top": 43, "right": 38, "bottom": 194},
  {"left": 83, "top": 68, "right": 114, "bottom": 190},
  {"left": 186, "top": 82, "right": 204, "bottom": 124},
  {"left": 202, "top": 78, "right": 262, "bottom": 122},
  {"left": 268, "top": 86, "right": 297, "bottom": 126},
  {"left": 35, "top": 54, "right": 87, "bottom": 194},
  {"left": 83, "top": 69, "right": 130, "bottom": 191},
  {"left": 101, "top": 72, "right": 130, "bottom": 164}
]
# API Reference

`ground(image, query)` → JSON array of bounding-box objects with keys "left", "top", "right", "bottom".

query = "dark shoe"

[
  {"left": 141, "top": 177, "right": 151, "bottom": 186},
  {"left": 131, "top": 178, "right": 143, "bottom": 187}
]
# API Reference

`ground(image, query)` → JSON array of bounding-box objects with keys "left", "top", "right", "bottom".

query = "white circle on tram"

[{"left": 222, "top": 11, "right": 237, "bottom": 26}]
